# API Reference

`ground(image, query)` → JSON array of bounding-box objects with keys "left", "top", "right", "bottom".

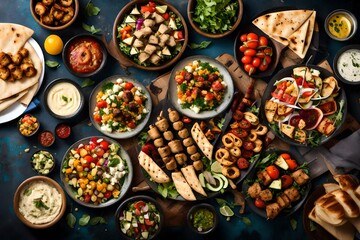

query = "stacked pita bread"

[
  {"left": 0, "top": 23, "right": 42, "bottom": 113},
  {"left": 308, "top": 174, "right": 360, "bottom": 240},
  {"left": 252, "top": 10, "right": 316, "bottom": 59}
]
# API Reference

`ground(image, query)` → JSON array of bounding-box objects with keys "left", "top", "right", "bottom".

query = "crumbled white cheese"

[
  {"left": 113, "top": 84, "right": 120, "bottom": 93},
  {"left": 143, "top": 108, "right": 148, "bottom": 113},
  {"left": 103, "top": 108, "right": 109, "bottom": 114},
  {"left": 184, "top": 65, "right": 193, "bottom": 73},
  {"left": 100, "top": 124, "right": 112, "bottom": 132},
  {"left": 190, "top": 105, "right": 200, "bottom": 113},
  {"left": 116, "top": 78, "right": 123, "bottom": 84}
]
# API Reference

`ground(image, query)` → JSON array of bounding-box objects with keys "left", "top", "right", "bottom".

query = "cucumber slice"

[{"left": 198, "top": 173, "right": 206, "bottom": 188}]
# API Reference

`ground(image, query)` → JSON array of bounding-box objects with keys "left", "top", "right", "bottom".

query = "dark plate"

[
  {"left": 261, "top": 64, "right": 347, "bottom": 147},
  {"left": 242, "top": 149, "right": 311, "bottom": 219},
  {"left": 114, "top": 195, "right": 164, "bottom": 240},
  {"left": 139, "top": 99, "right": 260, "bottom": 201},
  {"left": 303, "top": 185, "right": 336, "bottom": 240},
  {"left": 333, "top": 44, "right": 360, "bottom": 85}
]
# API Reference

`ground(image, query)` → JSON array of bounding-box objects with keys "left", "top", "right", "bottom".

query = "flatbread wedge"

[
  {"left": 181, "top": 165, "right": 207, "bottom": 197},
  {"left": 302, "top": 11, "right": 316, "bottom": 58},
  {"left": 191, "top": 122, "right": 213, "bottom": 160},
  {"left": 0, "top": 23, "right": 34, "bottom": 53},
  {"left": 138, "top": 151, "right": 171, "bottom": 184},
  {"left": 171, "top": 171, "right": 196, "bottom": 201},
  {"left": 288, "top": 19, "right": 310, "bottom": 59}
]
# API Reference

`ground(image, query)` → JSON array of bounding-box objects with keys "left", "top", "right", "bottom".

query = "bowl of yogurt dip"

[
  {"left": 333, "top": 44, "right": 360, "bottom": 85},
  {"left": 13, "top": 176, "right": 66, "bottom": 229},
  {"left": 43, "top": 78, "right": 85, "bottom": 119}
]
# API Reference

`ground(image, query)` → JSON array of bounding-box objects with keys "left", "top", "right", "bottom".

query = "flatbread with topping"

[
  {"left": 191, "top": 122, "right": 213, "bottom": 160},
  {"left": 138, "top": 151, "right": 171, "bottom": 184},
  {"left": 181, "top": 165, "right": 207, "bottom": 197},
  {"left": 171, "top": 171, "right": 196, "bottom": 201}
]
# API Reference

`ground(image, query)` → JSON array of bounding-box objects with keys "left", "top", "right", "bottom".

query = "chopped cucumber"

[{"left": 269, "top": 179, "right": 282, "bottom": 190}]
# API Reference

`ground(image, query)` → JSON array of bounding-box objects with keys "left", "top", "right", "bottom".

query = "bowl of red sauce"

[
  {"left": 38, "top": 130, "right": 55, "bottom": 147},
  {"left": 62, "top": 34, "right": 107, "bottom": 78},
  {"left": 55, "top": 123, "right": 71, "bottom": 139}
]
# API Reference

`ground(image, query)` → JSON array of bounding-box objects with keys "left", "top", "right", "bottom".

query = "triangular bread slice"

[
  {"left": 334, "top": 175, "right": 360, "bottom": 210},
  {"left": 0, "top": 23, "right": 34, "bottom": 53},
  {"left": 302, "top": 11, "right": 316, "bottom": 57},
  {"left": 191, "top": 122, "right": 213, "bottom": 160},
  {"left": 330, "top": 189, "right": 360, "bottom": 218},
  {"left": 288, "top": 19, "right": 310, "bottom": 59},
  {"left": 314, "top": 192, "right": 347, "bottom": 226},
  {"left": 181, "top": 165, "right": 207, "bottom": 197},
  {"left": 171, "top": 171, "right": 196, "bottom": 201},
  {"left": 138, "top": 151, "right": 171, "bottom": 184},
  {"left": 252, "top": 10, "right": 314, "bottom": 39}
]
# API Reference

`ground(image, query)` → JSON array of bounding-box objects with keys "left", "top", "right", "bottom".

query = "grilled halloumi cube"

[
  {"left": 281, "top": 124, "right": 295, "bottom": 139},
  {"left": 265, "top": 100, "right": 277, "bottom": 123}
]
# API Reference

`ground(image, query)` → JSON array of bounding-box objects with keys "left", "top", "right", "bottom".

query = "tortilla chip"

[
  {"left": 191, "top": 122, "right": 213, "bottom": 160},
  {"left": 181, "top": 165, "right": 207, "bottom": 197},
  {"left": 172, "top": 171, "right": 196, "bottom": 201},
  {"left": 138, "top": 151, "right": 171, "bottom": 184}
]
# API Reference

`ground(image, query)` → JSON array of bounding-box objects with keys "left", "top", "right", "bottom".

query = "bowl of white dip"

[
  {"left": 13, "top": 176, "right": 66, "bottom": 229},
  {"left": 43, "top": 78, "right": 85, "bottom": 119},
  {"left": 333, "top": 44, "right": 360, "bottom": 85}
]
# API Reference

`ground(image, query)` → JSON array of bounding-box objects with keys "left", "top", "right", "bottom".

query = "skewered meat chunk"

[
  {"left": 148, "top": 125, "right": 161, "bottom": 140},
  {"left": 284, "top": 187, "right": 301, "bottom": 202},
  {"left": 158, "top": 24, "right": 169, "bottom": 34},
  {"left": 182, "top": 137, "right": 193, "bottom": 147},
  {"left": 159, "top": 34, "right": 170, "bottom": 47},
  {"left": 291, "top": 169, "right": 310, "bottom": 186},
  {"left": 172, "top": 121, "right": 183, "bottom": 131},
  {"left": 154, "top": 138, "right": 165, "bottom": 148},
  {"left": 193, "top": 160, "right": 203, "bottom": 171},
  {"left": 186, "top": 145, "right": 197, "bottom": 155},
  {"left": 155, "top": 117, "right": 169, "bottom": 132},
  {"left": 259, "top": 189, "right": 273, "bottom": 202},
  {"left": 248, "top": 182, "right": 261, "bottom": 199},
  {"left": 158, "top": 146, "right": 171, "bottom": 158},
  {"left": 163, "top": 130, "right": 174, "bottom": 141},
  {"left": 190, "top": 153, "right": 201, "bottom": 161},
  {"left": 257, "top": 171, "right": 272, "bottom": 186},
  {"left": 266, "top": 203, "right": 281, "bottom": 219},
  {"left": 178, "top": 128, "right": 189, "bottom": 139},
  {"left": 162, "top": 156, "right": 174, "bottom": 164},
  {"left": 149, "top": 54, "right": 161, "bottom": 65},
  {"left": 168, "top": 140, "right": 183, "bottom": 153},
  {"left": 168, "top": 108, "right": 180, "bottom": 122},
  {"left": 0, "top": 52, "right": 11, "bottom": 67},
  {"left": 175, "top": 153, "right": 187, "bottom": 165},
  {"left": 59, "top": 0, "right": 73, "bottom": 7},
  {"left": 279, "top": 193, "right": 291, "bottom": 208},
  {"left": 165, "top": 159, "right": 177, "bottom": 171}
]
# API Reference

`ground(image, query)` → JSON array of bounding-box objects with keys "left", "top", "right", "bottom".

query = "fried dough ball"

[
  {"left": 51, "top": 4, "right": 65, "bottom": 21},
  {"left": 0, "top": 67, "right": 10, "bottom": 80},
  {"left": 60, "top": 7, "right": 74, "bottom": 24},
  {"left": 11, "top": 53, "right": 23, "bottom": 65},
  {"left": 41, "top": 12, "right": 54, "bottom": 25},
  {"left": 0, "top": 52, "right": 12, "bottom": 67},
  {"left": 21, "top": 63, "right": 37, "bottom": 77},
  {"left": 35, "top": 2, "right": 47, "bottom": 16},
  {"left": 8, "top": 64, "right": 23, "bottom": 80}
]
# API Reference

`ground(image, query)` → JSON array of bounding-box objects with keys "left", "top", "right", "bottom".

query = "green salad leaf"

[
  {"left": 45, "top": 60, "right": 60, "bottom": 68},
  {"left": 188, "top": 41, "right": 212, "bottom": 50},
  {"left": 66, "top": 213, "right": 76, "bottom": 228},
  {"left": 82, "top": 23, "right": 101, "bottom": 34},
  {"left": 138, "top": 132, "right": 148, "bottom": 147},
  {"left": 85, "top": 1, "right": 100, "bottom": 16},
  {"left": 81, "top": 78, "right": 95, "bottom": 88},
  {"left": 79, "top": 214, "right": 91, "bottom": 226},
  {"left": 157, "top": 182, "right": 179, "bottom": 199}
]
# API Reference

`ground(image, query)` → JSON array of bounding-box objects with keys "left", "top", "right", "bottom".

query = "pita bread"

[
  {"left": 171, "top": 171, "right": 196, "bottom": 201},
  {"left": 302, "top": 11, "right": 316, "bottom": 57},
  {"left": 0, "top": 23, "right": 34, "bottom": 53},
  {"left": 288, "top": 19, "right": 310, "bottom": 58},
  {"left": 252, "top": 10, "right": 314, "bottom": 39},
  {"left": 181, "top": 165, "right": 207, "bottom": 197},
  {"left": 191, "top": 122, "right": 213, "bottom": 160},
  {"left": 0, "top": 90, "right": 28, "bottom": 112},
  {"left": 138, "top": 151, "right": 171, "bottom": 184}
]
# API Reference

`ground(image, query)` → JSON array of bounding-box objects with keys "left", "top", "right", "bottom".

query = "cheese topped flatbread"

[
  {"left": 191, "top": 122, "right": 213, "bottom": 160},
  {"left": 172, "top": 171, "right": 196, "bottom": 201},
  {"left": 138, "top": 151, "right": 171, "bottom": 184},
  {"left": 181, "top": 165, "right": 207, "bottom": 197}
]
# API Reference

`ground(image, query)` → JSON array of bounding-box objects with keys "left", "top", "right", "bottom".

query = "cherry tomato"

[
  {"left": 264, "top": 47, "right": 273, "bottom": 56},
  {"left": 244, "top": 64, "right": 256, "bottom": 75},
  {"left": 94, "top": 114, "right": 102, "bottom": 123},
  {"left": 241, "top": 55, "right": 253, "bottom": 64},
  {"left": 104, "top": 191, "right": 112, "bottom": 199},
  {"left": 246, "top": 40, "right": 258, "bottom": 49},
  {"left": 258, "top": 63, "right": 268, "bottom": 72},
  {"left": 124, "top": 82, "right": 134, "bottom": 90},
  {"left": 229, "top": 128, "right": 248, "bottom": 138},
  {"left": 99, "top": 140, "right": 109, "bottom": 150},
  {"left": 266, "top": 165, "right": 280, "bottom": 179},
  {"left": 286, "top": 159, "right": 298, "bottom": 170},
  {"left": 162, "top": 12, "right": 169, "bottom": 20},
  {"left": 127, "top": 121, "right": 136, "bottom": 129},
  {"left": 84, "top": 155, "right": 94, "bottom": 163},
  {"left": 182, "top": 116, "right": 191, "bottom": 123},
  {"left": 255, "top": 198, "right": 266, "bottom": 208},
  {"left": 241, "top": 149, "right": 254, "bottom": 158},
  {"left": 239, "top": 45, "right": 248, "bottom": 52},
  {"left": 204, "top": 93, "right": 214, "bottom": 101},
  {"left": 211, "top": 81, "right": 223, "bottom": 92},
  {"left": 244, "top": 49, "right": 257, "bottom": 57},
  {"left": 255, "top": 51, "right": 266, "bottom": 58},
  {"left": 264, "top": 56, "right": 271, "bottom": 65},
  {"left": 240, "top": 34, "right": 247, "bottom": 42},
  {"left": 280, "top": 153, "right": 291, "bottom": 160},
  {"left": 237, "top": 157, "right": 250, "bottom": 169},
  {"left": 232, "top": 110, "right": 244, "bottom": 121},
  {"left": 135, "top": 208, "right": 141, "bottom": 216},
  {"left": 281, "top": 175, "right": 293, "bottom": 189},
  {"left": 145, "top": 219, "right": 154, "bottom": 226},
  {"left": 84, "top": 194, "right": 91, "bottom": 203},
  {"left": 238, "top": 119, "right": 251, "bottom": 129},
  {"left": 243, "top": 141, "right": 255, "bottom": 151},
  {"left": 247, "top": 33, "right": 259, "bottom": 41},
  {"left": 96, "top": 100, "right": 107, "bottom": 108},
  {"left": 134, "top": 200, "right": 146, "bottom": 210},
  {"left": 252, "top": 57, "right": 261, "bottom": 67},
  {"left": 259, "top": 36, "right": 268, "bottom": 46},
  {"left": 95, "top": 148, "right": 105, "bottom": 157}
]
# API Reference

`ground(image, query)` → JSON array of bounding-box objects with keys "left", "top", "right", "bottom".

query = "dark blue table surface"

[{"left": 1, "top": 1, "right": 359, "bottom": 240}]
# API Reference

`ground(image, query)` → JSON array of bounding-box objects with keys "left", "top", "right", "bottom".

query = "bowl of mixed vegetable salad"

[
  {"left": 60, "top": 136, "right": 133, "bottom": 208},
  {"left": 112, "top": 0, "right": 188, "bottom": 71},
  {"left": 115, "top": 195, "right": 164, "bottom": 240},
  {"left": 187, "top": 0, "right": 243, "bottom": 38},
  {"left": 90, "top": 75, "right": 152, "bottom": 139}
]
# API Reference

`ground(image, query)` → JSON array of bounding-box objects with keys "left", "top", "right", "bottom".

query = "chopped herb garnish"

[
  {"left": 82, "top": 23, "right": 101, "bottom": 34},
  {"left": 34, "top": 199, "right": 49, "bottom": 210},
  {"left": 62, "top": 95, "right": 68, "bottom": 102}
]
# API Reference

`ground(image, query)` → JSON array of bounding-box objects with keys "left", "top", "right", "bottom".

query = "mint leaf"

[
  {"left": 89, "top": 216, "right": 107, "bottom": 225},
  {"left": 66, "top": 213, "right": 76, "bottom": 228},
  {"left": 109, "top": 158, "right": 120, "bottom": 167},
  {"left": 81, "top": 78, "right": 95, "bottom": 88},
  {"left": 242, "top": 217, "right": 252, "bottom": 225},
  {"left": 86, "top": 1, "right": 100, "bottom": 16},
  {"left": 290, "top": 218, "right": 297, "bottom": 231},
  {"left": 46, "top": 60, "right": 60, "bottom": 68},
  {"left": 188, "top": 41, "right": 212, "bottom": 50},
  {"left": 79, "top": 214, "right": 91, "bottom": 226},
  {"left": 82, "top": 23, "right": 101, "bottom": 34}
]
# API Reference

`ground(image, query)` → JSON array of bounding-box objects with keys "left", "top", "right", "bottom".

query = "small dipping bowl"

[
  {"left": 187, "top": 203, "right": 218, "bottom": 235},
  {"left": 38, "top": 130, "right": 55, "bottom": 147},
  {"left": 18, "top": 114, "right": 40, "bottom": 137},
  {"left": 31, "top": 150, "right": 55, "bottom": 175},
  {"left": 62, "top": 34, "right": 107, "bottom": 78},
  {"left": 43, "top": 78, "right": 84, "bottom": 120},
  {"left": 333, "top": 44, "right": 360, "bottom": 85},
  {"left": 55, "top": 123, "right": 71, "bottom": 139},
  {"left": 324, "top": 9, "right": 357, "bottom": 41}
]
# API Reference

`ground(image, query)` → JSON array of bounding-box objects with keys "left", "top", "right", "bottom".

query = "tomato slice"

[
  {"left": 229, "top": 128, "right": 248, "bottom": 138},
  {"left": 141, "top": 6, "right": 155, "bottom": 13},
  {"left": 266, "top": 165, "right": 280, "bottom": 179},
  {"left": 96, "top": 100, "right": 107, "bottom": 109},
  {"left": 286, "top": 159, "right": 298, "bottom": 170},
  {"left": 145, "top": 219, "right": 154, "bottom": 226},
  {"left": 99, "top": 140, "right": 109, "bottom": 150},
  {"left": 238, "top": 119, "right": 251, "bottom": 129},
  {"left": 134, "top": 201, "right": 146, "bottom": 210},
  {"left": 232, "top": 110, "right": 244, "bottom": 121},
  {"left": 124, "top": 82, "right": 134, "bottom": 90}
]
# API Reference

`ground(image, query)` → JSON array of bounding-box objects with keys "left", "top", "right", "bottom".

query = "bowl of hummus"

[
  {"left": 43, "top": 78, "right": 84, "bottom": 119},
  {"left": 13, "top": 176, "right": 66, "bottom": 229}
]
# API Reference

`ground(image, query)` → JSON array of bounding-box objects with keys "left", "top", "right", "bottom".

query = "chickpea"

[{"left": 91, "top": 195, "right": 97, "bottom": 202}]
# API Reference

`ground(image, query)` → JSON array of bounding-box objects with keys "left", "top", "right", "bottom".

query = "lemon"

[
  {"left": 44, "top": 34, "right": 63, "bottom": 55},
  {"left": 211, "top": 161, "right": 222, "bottom": 173},
  {"left": 219, "top": 205, "right": 234, "bottom": 217}
]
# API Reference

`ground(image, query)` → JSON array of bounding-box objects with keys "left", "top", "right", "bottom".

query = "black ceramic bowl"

[
  {"left": 62, "top": 34, "right": 107, "bottom": 78},
  {"left": 333, "top": 44, "right": 360, "bottom": 85},
  {"left": 115, "top": 195, "right": 164, "bottom": 239},
  {"left": 187, "top": 203, "right": 218, "bottom": 235},
  {"left": 43, "top": 78, "right": 85, "bottom": 120}
]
